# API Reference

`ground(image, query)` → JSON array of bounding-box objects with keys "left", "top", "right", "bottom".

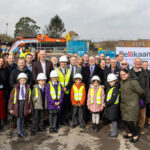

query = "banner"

[{"left": 116, "top": 47, "right": 150, "bottom": 69}]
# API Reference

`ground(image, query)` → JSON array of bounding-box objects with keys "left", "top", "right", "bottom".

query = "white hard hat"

[
  {"left": 50, "top": 70, "right": 59, "bottom": 78},
  {"left": 59, "top": 56, "right": 68, "bottom": 62},
  {"left": 17, "top": 73, "right": 28, "bottom": 80},
  {"left": 91, "top": 75, "right": 100, "bottom": 82},
  {"left": 37, "top": 73, "right": 47, "bottom": 80},
  {"left": 74, "top": 73, "right": 83, "bottom": 80},
  {"left": 107, "top": 73, "right": 117, "bottom": 82}
]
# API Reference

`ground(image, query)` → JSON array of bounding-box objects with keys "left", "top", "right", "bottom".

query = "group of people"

[{"left": 0, "top": 50, "right": 150, "bottom": 144}]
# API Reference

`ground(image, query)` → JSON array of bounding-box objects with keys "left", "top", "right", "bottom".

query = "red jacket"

[{"left": 71, "top": 83, "right": 86, "bottom": 106}]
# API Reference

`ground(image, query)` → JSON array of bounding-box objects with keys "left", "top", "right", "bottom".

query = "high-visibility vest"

[
  {"left": 13, "top": 88, "right": 31, "bottom": 104},
  {"left": 56, "top": 67, "right": 71, "bottom": 94},
  {"left": 90, "top": 86, "right": 102, "bottom": 105},
  {"left": 106, "top": 87, "right": 119, "bottom": 104},
  {"left": 73, "top": 84, "right": 85, "bottom": 101},
  {"left": 34, "top": 88, "right": 38, "bottom": 99},
  {"left": 49, "top": 81, "right": 61, "bottom": 100}
]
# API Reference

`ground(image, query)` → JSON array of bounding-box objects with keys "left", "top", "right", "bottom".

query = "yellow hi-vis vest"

[
  {"left": 56, "top": 67, "right": 71, "bottom": 94},
  {"left": 13, "top": 88, "right": 31, "bottom": 104},
  {"left": 49, "top": 81, "right": 61, "bottom": 100},
  {"left": 90, "top": 86, "right": 102, "bottom": 105},
  {"left": 106, "top": 87, "right": 119, "bottom": 104},
  {"left": 73, "top": 84, "right": 84, "bottom": 101}
]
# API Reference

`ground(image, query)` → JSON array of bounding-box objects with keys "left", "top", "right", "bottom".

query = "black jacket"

[
  {"left": 6, "top": 63, "right": 17, "bottom": 73},
  {"left": 130, "top": 68, "right": 149, "bottom": 104},
  {"left": 104, "top": 66, "right": 120, "bottom": 89},
  {"left": 103, "top": 84, "right": 120, "bottom": 121},
  {"left": 0, "top": 68, "right": 9, "bottom": 91},
  {"left": 81, "top": 64, "right": 104, "bottom": 92},
  {"left": 9, "top": 67, "right": 33, "bottom": 89}
]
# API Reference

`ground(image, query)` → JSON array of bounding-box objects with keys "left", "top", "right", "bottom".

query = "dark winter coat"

[
  {"left": 81, "top": 64, "right": 104, "bottom": 92},
  {"left": 0, "top": 68, "right": 9, "bottom": 91},
  {"left": 130, "top": 68, "right": 149, "bottom": 104},
  {"left": 9, "top": 67, "right": 33, "bottom": 89},
  {"left": 8, "top": 84, "right": 32, "bottom": 117},
  {"left": 103, "top": 84, "right": 120, "bottom": 121},
  {"left": 120, "top": 75, "right": 144, "bottom": 122}
]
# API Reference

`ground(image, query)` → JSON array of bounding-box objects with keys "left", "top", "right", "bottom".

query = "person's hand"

[
  {"left": 55, "top": 102, "right": 58, "bottom": 106},
  {"left": 78, "top": 103, "right": 81, "bottom": 107},
  {"left": 29, "top": 109, "right": 31, "bottom": 114},
  {"left": 64, "top": 88, "right": 67, "bottom": 92},
  {"left": 57, "top": 102, "right": 60, "bottom": 105},
  {"left": 100, "top": 107, "right": 104, "bottom": 111},
  {"left": 10, "top": 110, "right": 13, "bottom": 114}
]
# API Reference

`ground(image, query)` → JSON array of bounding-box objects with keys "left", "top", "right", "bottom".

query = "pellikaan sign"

[{"left": 116, "top": 47, "right": 150, "bottom": 69}]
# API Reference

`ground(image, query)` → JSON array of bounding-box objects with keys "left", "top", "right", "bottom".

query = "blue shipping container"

[
  {"left": 98, "top": 50, "right": 116, "bottom": 58},
  {"left": 66, "top": 41, "right": 88, "bottom": 56}
]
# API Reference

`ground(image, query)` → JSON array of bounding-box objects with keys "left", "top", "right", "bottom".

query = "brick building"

[{"left": 117, "top": 39, "right": 150, "bottom": 47}]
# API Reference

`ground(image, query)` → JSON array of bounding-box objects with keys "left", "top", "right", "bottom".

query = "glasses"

[
  {"left": 120, "top": 74, "right": 126, "bottom": 76},
  {"left": 106, "top": 59, "right": 110, "bottom": 60},
  {"left": 122, "top": 63, "right": 127, "bottom": 65}
]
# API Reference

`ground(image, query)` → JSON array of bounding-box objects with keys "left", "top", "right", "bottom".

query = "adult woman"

[
  {"left": 0, "top": 56, "right": 9, "bottom": 131},
  {"left": 120, "top": 69, "right": 144, "bottom": 143},
  {"left": 77, "top": 57, "right": 84, "bottom": 68}
]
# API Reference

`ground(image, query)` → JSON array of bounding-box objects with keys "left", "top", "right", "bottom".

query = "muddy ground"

[{"left": 0, "top": 121, "right": 150, "bottom": 150}]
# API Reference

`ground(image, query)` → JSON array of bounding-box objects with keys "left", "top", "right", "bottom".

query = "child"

[
  {"left": 31, "top": 73, "right": 47, "bottom": 136},
  {"left": 103, "top": 73, "right": 119, "bottom": 137},
  {"left": 71, "top": 73, "right": 86, "bottom": 129},
  {"left": 9, "top": 73, "right": 32, "bottom": 138},
  {"left": 46, "top": 70, "right": 64, "bottom": 133},
  {"left": 87, "top": 75, "right": 105, "bottom": 132}
]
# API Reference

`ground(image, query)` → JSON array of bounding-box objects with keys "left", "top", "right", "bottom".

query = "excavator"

[{"left": 8, "top": 31, "right": 78, "bottom": 55}]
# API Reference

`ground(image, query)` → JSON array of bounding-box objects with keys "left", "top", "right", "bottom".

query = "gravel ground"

[{"left": 1, "top": 121, "right": 150, "bottom": 150}]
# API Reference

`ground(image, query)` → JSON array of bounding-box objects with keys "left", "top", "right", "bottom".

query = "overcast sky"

[{"left": 0, "top": 0, "right": 150, "bottom": 41}]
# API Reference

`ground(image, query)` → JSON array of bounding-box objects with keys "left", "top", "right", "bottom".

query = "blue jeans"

[{"left": 17, "top": 117, "right": 24, "bottom": 135}]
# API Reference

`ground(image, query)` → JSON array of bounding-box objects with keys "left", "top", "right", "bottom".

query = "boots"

[
  {"left": 0, "top": 119, "right": 3, "bottom": 132},
  {"left": 94, "top": 124, "right": 100, "bottom": 132},
  {"left": 92, "top": 123, "right": 96, "bottom": 131}
]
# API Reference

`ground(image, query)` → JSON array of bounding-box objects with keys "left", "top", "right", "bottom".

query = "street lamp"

[{"left": 6, "top": 23, "right": 8, "bottom": 35}]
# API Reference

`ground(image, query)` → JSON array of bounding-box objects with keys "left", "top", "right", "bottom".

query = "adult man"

[
  {"left": 26, "top": 54, "right": 33, "bottom": 72},
  {"left": 32, "top": 50, "right": 53, "bottom": 83},
  {"left": 56, "top": 56, "right": 73, "bottom": 126},
  {"left": 100, "top": 53, "right": 105, "bottom": 61},
  {"left": 31, "top": 52, "right": 36, "bottom": 62},
  {"left": 82, "top": 56, "right": 104, "bottom": 91},
  {"left": 105, "top": 56, "right": 111, "bottom": 68},
  {"left": 68, "top": 56, "right": 81, "bottom": 80},
  {"left": 51, "top": 57, "right": 58, "bottom": 69},
  {"left": 81, "top": 56, "right": 104, "bottom": 122},
  {"left": 83, "top": 54, "right": 89, "bottom": 67},
  {"left": 6, "top": 54, "right": 17, "bottom": 74},
  {"left": 104, "top": 58, "right": 120, "bottom": 87},
  {"left": 5, "top": 55, "right": 17, "bottom": 124},
  {"left": 95, "top": 55, "right": 100, "bottom": 65},
  {"left": 9, "top": 58, "right": 33, "bottom": 88},
  {"left": 117, "top": 53, "right": 124, "bottom": 69},
  {"left": 142, "top": 61, "right": 150, "bottom": 125},
  {"left": 100, "top": 59, "right": 106, "bottom": 74},
  {"left": 121, "top": 60, "right": 129, "bottom": 70},
  {"left": 130, "top": 58, "right": 149, "bottom": 134}
]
